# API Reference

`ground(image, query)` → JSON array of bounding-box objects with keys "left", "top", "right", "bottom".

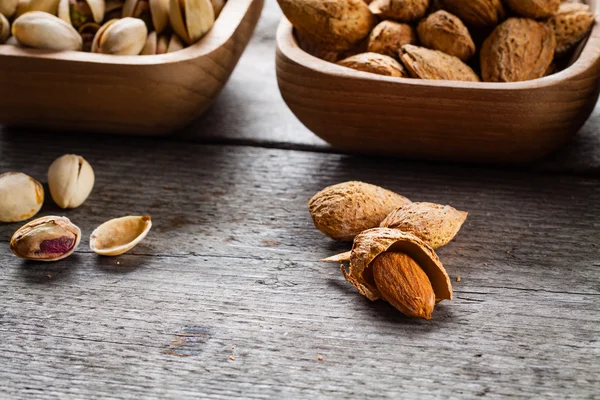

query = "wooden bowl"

[
  {"left": 276, "top": 1, "right": 600, "bottom": 163},
  {"left": 0, "top": 0, "right": 263, "bottom": 135}
]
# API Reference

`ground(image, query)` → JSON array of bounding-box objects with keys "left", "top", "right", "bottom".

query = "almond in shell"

[
  {"left": 338, "top": 52, "right": 408, "bottom": 77},
  {"left": 417, "top": 10, "right": 476, "bottom": 62},
  {"left": 480, "top": 18, "right": 556, "bottom": 82},
  {"left": 401, "top": 44, "right": 480, "bottom": 81},
  {"left": 380, "top": 202, "right": 468, "bottom": 249},
  {"left": 441, "top": 0, "right": 505, "bottom": 28},
  {"left": 552, "top": 3, "right": 595, "bottom": 57},
  {"left": 368, "top": 0, "right": 429, "bottom": 22},
  {"left": 368, "top": 20, "right": 417, "bottom": 58},
  {"left": 504, "top": 0, "right": 560, "bottom": 19},
  {"left": 308, "top": 181, "right": 411, "bottom": 242}
]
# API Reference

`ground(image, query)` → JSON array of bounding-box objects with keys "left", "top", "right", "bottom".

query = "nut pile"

[
  {"left": 0, "top": 0, "right": 226, "bottom": 54},
  {"left": 0, "top": 154, "right": 152, "bottom": 261},
  {"left": 278, "top": 0, "right": 596, "bottom": 82},
  {"left": 309, "top": 181, "right": 468, "bottom": 319}
]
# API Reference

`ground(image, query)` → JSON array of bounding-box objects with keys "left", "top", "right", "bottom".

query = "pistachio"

[
  {"left": 15, "top": 0, "right": 61, "bottom": 17},
  {"left": 90, "top": 215, "right": 152, "bottom": 256},
  {"left": 48, "top": 154, "right": 95, "bottom": 209},
  {"left": 169, "top": 0, "right": 214, "bottom": 45},
  {"left": 58, "top": 0, "right": 105, "bottom": 29},
  {"left": 0, "top": 0, "right": 18, "bottom": 18},
  {"left": 12, "top": 11, "right": 83, "bottom": 51},
  {"left": 140, "top": 29, "right": 158, "bottom": 54},
  {"left": 10, "top": 216, "right": 81, "bottom": 262},
  {"left": 92, "top": 17, "right": 147, "bottom": 55},
  {"left": 140, "top": 31, "right": 184, "bottom": 54},
  {"left": 0, "top": 13, "right": 9, "bottom": 44},
  {"left": 0, "top": 172, "right": 44, "bottom": 223}
]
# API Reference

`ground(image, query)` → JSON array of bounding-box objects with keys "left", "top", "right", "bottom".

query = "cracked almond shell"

[
  {"left": 308, "top": 181, "right": 411, "bottom": 242},
  {"left": 441, "top": 0, "right": 505, "bottom": 28},
  {"left": 552, "top": 3, "right": 595, "bottom": 57},
  {"left": 401, "top": 44, "right": 480, "bottom": 81},
  {"left": 504, "top": 0, "right": 560, "bottom": 19},
  {"left": 338, "top": 52, "right": 407, "bottom": 77},
  {"left": 277, "top": 0, "right": 376, "bottom": 52},
  {"left": 481, "top": 18, "right": 556, "bottom": 82},
  {"left": 327, "top": 228, "right": 452, "bottom": 303},
  {"left": 380, "top": 202, "right": 468, "bottom": 249}
]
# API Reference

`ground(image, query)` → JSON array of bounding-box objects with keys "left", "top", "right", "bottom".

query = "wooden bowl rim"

[
  {"left": 0, "top": 0, "right": 258, "bottom": 66},
  {"left": 276, "top": 2, "right": 600, "bottom": 91}
]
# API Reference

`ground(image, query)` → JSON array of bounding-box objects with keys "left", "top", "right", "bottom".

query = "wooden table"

[{"left": 1, "top": 1, "right": 599, "bottom": 398}]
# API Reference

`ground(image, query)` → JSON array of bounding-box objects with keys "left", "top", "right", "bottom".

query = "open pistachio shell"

[
  {"left": 60, "top": 0, "right": 104, "bottom": 26},
  {"left": 90, "top": 216, "right": 152, "bottom": 256},
  {"left": 169, "top": 0, "right": 214, "bottom": 45},
  {"left": 149, "top": 0, "right": 169, "bottom": 33},
  {"left": 0, "top": 0, "right": 18, "bottom": 18},
  {"left": 10, "top": 216, "right": 81, "bottom": 262},
  {"left": 12, "top": 11, "right": 83, "bottom": 51},
  {"left": 327, "top": 228, "right": 453, "bottom": 304},
  {"left": 92, "top": 17, "right": 147, "bottom": 55},
  {"left": 0, "top": 172, "right": 44, "bottom": 223},
  {"left": 0, "top": 13, "right": 9, "bottom": 43},
  {"left": 380, "top": 202, "right": 468, "bottom": 249}
]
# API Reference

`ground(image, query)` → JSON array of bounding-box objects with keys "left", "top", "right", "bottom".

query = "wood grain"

[
  {"left": 0, "top": 130, "right": 599, "bottom": 398},
  {"left": 0, "top": 0, "right": 264, "bottom": 135}
]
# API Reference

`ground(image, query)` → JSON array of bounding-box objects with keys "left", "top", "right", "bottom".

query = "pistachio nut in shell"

[
  {"left": 308, "top": 181, "right": 412, "bottom": 242},
  {"left": 324, "top": 228, "right": 453, "bottom": 304},
  {"left": 0, "top": 0, "right": 18, "bottom": 18},
  {"left": 0, "top": 172, "right": 44, "bottom": 223},
  {"left": 58, "top": 0, "right": 105, "bottom": 29},
  {"left": 337, "top": 52, "right": 407, "bottom": 77},
  {"left": 552, "top": 3, "right": 595, "bottom": 57},
  {"left": 277, "top": 0, "right": 375, "bottom": 52},
  {"left": 417, "top": 10, "right": 476, "bottom": 62},
  {"left": 380, "top": 202, "right": 468, "bottom": 249},
  {"left": 78, "top": 22, "right": 100, "bottom": 52},
  {"left": 368, "top": 0, "right": 429, "bottom": 23},
  {"left": 10, "top": 216, "right": 81, "bottom": 262},
  {"left": 170, "top": 0, "right": 214, "bottom": 45},
  {"left": 15, "top": 0, "right": 60, "bottom": 16},
  {"left": 401, "top": 44, "right": 480, "bottom": 82},
  {"left": 48, "top": 154, "right": 95, "bottom": 209},
  {"left": 90, "top": 216, "right": 152, "bottom": 256},
  {"left": 123, "top": 0, "right": 169, "bottom": 33},
  {"left": 12, "top": 11, "right": 83, "bottom": 51},
  {"left": 92, "top": 17, "right": 148, "bottom": 55},
  {"left": 0, "top": 13, "right": 9, "bottom": 44}
]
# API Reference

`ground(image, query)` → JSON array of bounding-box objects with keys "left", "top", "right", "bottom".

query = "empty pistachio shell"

[
  {"left": 308, "top": 181, "right": 411, "bottom": 241},
  {"left": 380, "top": 202, "right": 468, "bottom": 249},
  {"left": 90, "top": 216, "right": 152, "bottom": 256},
  {"left": 169, "top": 0, "right": 214, "bottom": 45},
  {"left": 12, "top": 11, "right": 83, "bottom": 51},
  {"left": 0, "top": 0, "right": 18, "bottom": 18},
  {"left": 10, "top": 216, "right": 81, "bottom": 261},
  {"left": 92, "top": 17, "right": 147, "bottom": 55},
  {"left": 0, "top": 13, "right": 9, "bottom": 44},
  {"left": 327, "top": 228, "right": 453, "bottom": 304},
  {"left": 0, "top": 172, "right": 44, "bottom": 223},
  {"left": 58, "top": 0, "right": 105, "bottom": 28},
  {"left": 48, "top": 154, "right": 95, "bottom": 209}
]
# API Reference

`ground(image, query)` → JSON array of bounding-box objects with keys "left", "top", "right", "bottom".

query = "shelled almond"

[
  {"left": 278, "top": 0, "right": 596, "bottom": 82},
  {"left": 0, "top": 0, "right": 227, "bottom": 55}
]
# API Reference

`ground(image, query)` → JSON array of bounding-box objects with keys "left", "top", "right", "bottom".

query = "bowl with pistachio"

[{"left": 0, "top": 0, "right": 263, "bottom": 134}]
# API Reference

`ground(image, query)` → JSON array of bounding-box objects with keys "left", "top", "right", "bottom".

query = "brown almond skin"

[
  {"left": 505, "top": 0, "right": 560, "bottom": 19},
  {"left": 368, "top": 20, "right": 417, "bottom": 59},
  {"left": 481, "top": 18, "right": 556, "bottom": 82},
  {"left": 441, "top": 0, "right": 505, "bottom": 28},
  {"left": 401, "top": 44, "right": 480, "bottom": 81},
  {"left": 372, "top": 252, "right": 436, "bottom": 319},
  {"left": 338, "top": 52, "right": 408, "bottom": 77},
  {"left": 308, "top": 182, "right": 411, "bottom": 241},
  {"left": 277, "top": 0, "right": 376, "bottom": 52},
  {"left": 552, "top": 3, "right": 595, "bottom": 57},
  {"left": 369, "top": 0, "right": 430, "bottom": 23},
  {"left": 417, "top": 10, "right": 476, "bottom": 62}
]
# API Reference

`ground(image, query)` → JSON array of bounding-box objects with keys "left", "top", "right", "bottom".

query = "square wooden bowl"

[
  {"left": 276, "top": 1, "right": 600, "bottom": 164},
  {"left": 0, "top": 0, "right": 263, "bottom": 135}
]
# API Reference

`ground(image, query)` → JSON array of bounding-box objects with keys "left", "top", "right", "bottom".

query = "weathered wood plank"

[{"left": 0, "top": 131, "right": 599, "bottom": 398}]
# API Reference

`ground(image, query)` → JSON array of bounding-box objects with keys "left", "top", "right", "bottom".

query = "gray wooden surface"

[{"left": 1, "top": 1, "right": 600, "bottom": 398}]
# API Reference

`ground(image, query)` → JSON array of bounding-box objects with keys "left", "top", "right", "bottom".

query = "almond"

[
  {"left": 277, "top": 0, "right": 376, "bottom": 52},
  {"left": 308, "top": 181, "right": 411, "bottom": 241},
  {"left": 504, "top": 0, "right": 560, "bottom": 19},
  {"left": 441, "top": 0, "right": 505, "bottom": 28},
  {"left": 401, "top": 44, "right": 480, "bottom": 81},
  {"left": 368, "top": 0, "right": 429, "bottom": 23},
  {"left": 480, "top": 18, "right": 556, "bottom": 82},
  {"left": 368, "top": 20, "right": 417, "bottom": 59},
  {"left": 380, "top": 202, "right": 468, "bottom": 249},
  {"left": 338, "top": 52, "right": 408, "bottom": 77},
  {"left": 552, "top": 3, "right": 595, "bottom": 57},
  {"left": 417, "top": 10, "right": 476, "bottom": 62}
]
